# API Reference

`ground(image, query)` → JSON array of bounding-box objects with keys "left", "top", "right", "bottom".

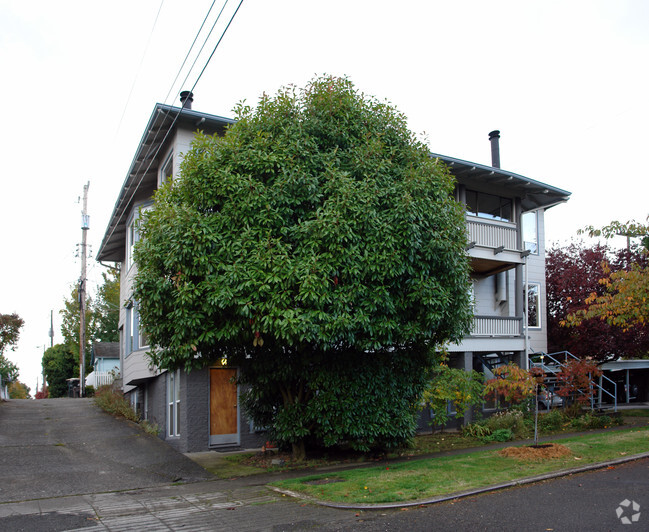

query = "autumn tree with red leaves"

[{"left": 546, "top": 242, "right": 649, "bottom": 361}]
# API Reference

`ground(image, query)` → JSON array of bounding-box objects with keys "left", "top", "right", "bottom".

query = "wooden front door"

[{"left": 209, "top": 368, "right": 239, "bottom": 446}]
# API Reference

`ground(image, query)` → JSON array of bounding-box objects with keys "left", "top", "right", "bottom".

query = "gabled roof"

[
  {"left": 432, "top": 152, "right": 571, "bottom": 212},
  {"left": 97, "top": 104, "right": 234, "bottom": 262},
  {"left": 91, "top": 342, "right": 119, "bottom": 360},
  {"left": 98, "top": 103, "right": 570, "bottom": 263}
]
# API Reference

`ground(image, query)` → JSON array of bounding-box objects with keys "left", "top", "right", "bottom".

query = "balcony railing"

[
  {"left": 470, "top": 316, "right": 522, "bottom": 337},
  {"left": 466, "top": 216, "right": 518, "bottom": 250}
]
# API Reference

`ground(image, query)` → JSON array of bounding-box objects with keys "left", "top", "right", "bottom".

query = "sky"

[{"left": 1, "top": 0, "right": 648, "bottom": 394}]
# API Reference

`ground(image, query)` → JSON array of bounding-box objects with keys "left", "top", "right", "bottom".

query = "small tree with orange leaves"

[{"left": 484, "top": 363, "right": 539, "bottom": 406}]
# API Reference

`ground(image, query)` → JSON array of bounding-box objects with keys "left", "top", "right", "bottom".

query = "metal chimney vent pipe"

[
  {"left": 489, "top": 130, "right": 501, "bottom": 168},
  {"left": 180, "top": 91, "right": 194, "bottom": 110}
]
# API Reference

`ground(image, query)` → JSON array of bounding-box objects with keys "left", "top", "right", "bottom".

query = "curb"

[{"left": 269, "top": 451, "right": 649, "bottom": 510}]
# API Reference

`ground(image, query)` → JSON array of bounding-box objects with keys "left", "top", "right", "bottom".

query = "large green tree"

[
  {"left": 60, "top": 284, "right": 94, "bottom": 371},
  {"left": 60, "top": 268, "right": 120, "bottom": 370},
  {"left": 42, "top": 344, "right": 77, "bottom": 398},
  {"left": 1, "top": 313, "right": 24, "bottom": 356},
  {"left": 135, "top": 77, "right": 472, "bottom": 458},
  {"left": 93, "top": 268, "right": 120, "bottom": 343}
]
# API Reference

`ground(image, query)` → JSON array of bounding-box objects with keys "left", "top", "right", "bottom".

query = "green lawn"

[{"left": 271, "top": 427, "right": 649, "bottom": 504}]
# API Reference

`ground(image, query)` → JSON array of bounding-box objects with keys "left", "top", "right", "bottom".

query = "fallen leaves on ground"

[{"left": 498, "top": 443, "right": 572, "bottom": 461}]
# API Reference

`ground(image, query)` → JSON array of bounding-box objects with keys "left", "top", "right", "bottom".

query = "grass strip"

[{"left": 270, "top": 427, "right": 649, "bottom": 504}]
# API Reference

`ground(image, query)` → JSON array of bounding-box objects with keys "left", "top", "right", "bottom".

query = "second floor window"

[
  {"left": 125, "top": 301, "right": 148, "bottom": 356},
  {"left": 126, "top": 205, "right": 151, "bottom": 271},
  {"left": 466, "top": 190, "right": 513, "bottom": 222},
  {"left": 522, "top": 211, "right": 539, "bottom": 254},
  {"left": 527, "top": 283, "right": 541, "bottom": 328},
  {"left": 160, "top": 154, "right": 173, "bottom": 187}
]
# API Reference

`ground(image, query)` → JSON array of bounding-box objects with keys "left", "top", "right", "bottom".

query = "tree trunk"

[{"left": 292, "top": 440, "right": 306, "bottom": 461}]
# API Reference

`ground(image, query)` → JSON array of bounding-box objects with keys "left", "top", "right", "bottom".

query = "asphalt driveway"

[{"left": 0, "top": 398, "right": 211, "bottom": 503}]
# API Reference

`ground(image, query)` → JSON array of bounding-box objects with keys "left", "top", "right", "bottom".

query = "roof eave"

[{"left": 97, "top": 104, "right": 234, "bottom": 262}]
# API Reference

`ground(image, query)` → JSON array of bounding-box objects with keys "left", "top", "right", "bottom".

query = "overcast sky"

[{"left": 1, "top": 0, "right": 647, "bottom": 393}]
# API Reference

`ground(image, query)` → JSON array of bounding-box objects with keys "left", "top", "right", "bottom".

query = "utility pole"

[
  {"left": 49, "top": 310, "right": 54, "bottom": 347},
  {"left": 79, "top": 182, "right": 90, "bottom": 397}
]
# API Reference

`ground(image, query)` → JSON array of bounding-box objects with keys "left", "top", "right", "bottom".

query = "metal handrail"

[{"left": 528, "top": 351, "right": 617, "bottom": 412}]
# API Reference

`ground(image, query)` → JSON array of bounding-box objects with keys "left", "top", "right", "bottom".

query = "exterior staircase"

[{"left": 529, "top": 351, "right": 618, "bottom": 412}]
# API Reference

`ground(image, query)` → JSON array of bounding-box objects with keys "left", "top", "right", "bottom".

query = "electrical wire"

[
  {"left": 101, "top": 0, "right": 245, "bottom": 251},
  {"left": 161, "top": 0, "right": 219, "bottom": 107},
  {"left": 114, "top": 0, "right": 166, "bottom": 141},
  {"left": 174, "top": 0, "right": 230, "bottom": 104}
]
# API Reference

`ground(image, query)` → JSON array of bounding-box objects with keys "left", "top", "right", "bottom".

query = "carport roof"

[{"left": 600, "top": 359, "right": 649, "bottom": 372}]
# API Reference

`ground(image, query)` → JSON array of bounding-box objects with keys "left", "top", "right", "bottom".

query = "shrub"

[
  {"left": 94, "top": 385, "right": 139, "bottom": 423},
  {"left": 140, "top": 419, "right": 160, "bottom": 436},
  {"left": 570, "top": 413, "right": 622, "bottom": 430},
  {"left": 485, "top": 410, "right": 527, "bottom": 438},
  {"left": 537, "top": 409, "right": 567, "bottom": 432},
  {"left": 481, "top": 428, "right": 513, "bottom": 443},
  {"left": 462, "top": 422, "right": 491, "bottom": 439},
  {"left": 422, "top": 364, "right": 485, "bottom": 431}
]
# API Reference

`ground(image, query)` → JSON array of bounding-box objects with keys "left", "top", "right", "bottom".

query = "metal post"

[
  {"left": 534, "top": 382, "right": 539, "bottom": 446},
  {"left": 598, "top": 375, "right": 602, "bottom": 408}
]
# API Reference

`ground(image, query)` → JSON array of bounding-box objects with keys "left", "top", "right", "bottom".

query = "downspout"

[{"left": 524, "top": 254, "right": 529, "bottom": 369}]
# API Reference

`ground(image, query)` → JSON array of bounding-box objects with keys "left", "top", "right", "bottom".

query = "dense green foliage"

[
  {"left": 42, "top": 344, "right": 77, "bottom": 398},
  {"left": 135, "top": 77, "right": 472, "bottom": 456},
  {"left": 0, "top": 313, "right": 24, "bottom": 356},
  {"left": 94, "top": 385, "right": 139, "bottom": 422},
  {"left": 0, "top": 356, "right": 18, "bottom": 383},
  {"left": 60, "top": 268, "right": 120, "bottom": 371},
  {"left": 241, "top": 349, "right": 433, "bottom": 452},
  {"left": 0, "top": 313, "right": 23, "bottom": 384},
  {"left": 93, "top": 269, "right": 121, "bottom": 343}
]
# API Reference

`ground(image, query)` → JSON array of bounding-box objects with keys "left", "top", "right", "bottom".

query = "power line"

[
  {"left": 103, "top": 0, "right": 245, "bottom": 250},
  {"left": 187, "top": 0, "right": 244, "bottom": 96},
  {"left": 114, "top": 0, "right": 167, "bottom": 141},
  {"left": 162, "top": 0, "right": 219, "bottom": 107},
  {"left": 173, "top": 0, "right": 231, "bottom": 103}
]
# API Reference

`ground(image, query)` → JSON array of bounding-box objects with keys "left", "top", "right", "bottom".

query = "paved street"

[{"left": 1, "top": 399, "right": 648, "bottom": 531}]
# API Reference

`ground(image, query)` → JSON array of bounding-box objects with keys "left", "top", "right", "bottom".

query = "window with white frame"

[
  {"left": 167, "top": 369, "right": 180, "bottom": 437},
  {"left": 126, "top": 219, "right": 136, "bottom": 271},
  {"left": 160, "top": 153, "right": 173, "bottom": 187},
  {"left": 136, "top": 301, "right": 149, "bottom": 349},
  {"left": 125, "top": 300, "right": 148, "bottom": 355},
  {"left": 125, "top": 204, "right": 152, "bottom": 271},
  {"left": 527, "top": 283, "right": 541, "bottom": 328},
  {"left": 125, "top": 302, "right": 134, "bottom": 356},
  {"left": 522, "top": 211, "right": 539, "bottom": 254}
]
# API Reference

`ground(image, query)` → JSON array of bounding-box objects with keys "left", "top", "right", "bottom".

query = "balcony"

[
  {"left": 466, "top": 216, "right": 518, "bottom": 249},
  {"left": 448, "top": 315, "right": 524, "bottom": 352},
  {"left": 470, "top": 315, "right": 522, "bottom": 337},
  {"left": 465, "top": 216, "right": 525, "bottom": 275}
]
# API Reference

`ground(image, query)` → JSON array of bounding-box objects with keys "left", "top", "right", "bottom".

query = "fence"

[{"left": 85, "top": 371, "right": 116, "bottom": 388}]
